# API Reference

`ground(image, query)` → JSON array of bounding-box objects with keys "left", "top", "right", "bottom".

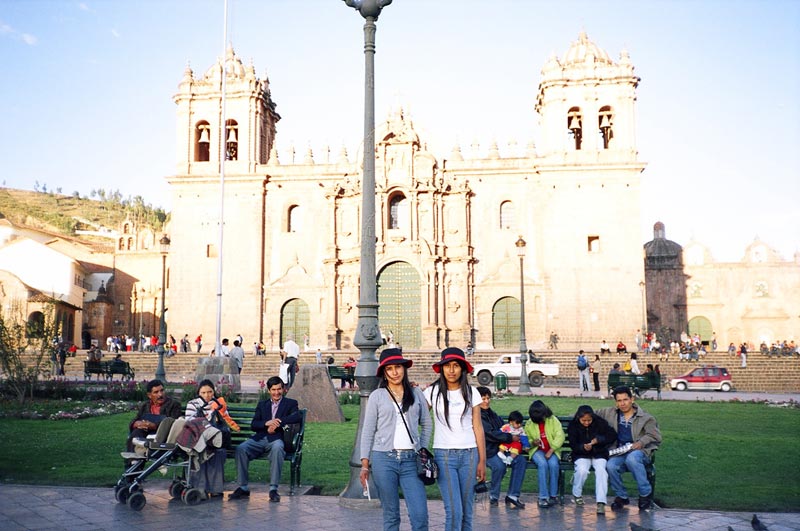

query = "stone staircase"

[{"left": 38, "top": 348, "right": 800, "bottom": 393}]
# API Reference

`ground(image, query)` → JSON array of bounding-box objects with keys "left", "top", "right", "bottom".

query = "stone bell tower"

[
  {"left": 536, "top": 31, "right": 640, "bottom": 159},
  {"left": 167, "top": 46, "right": 280, "bottom": 345}
]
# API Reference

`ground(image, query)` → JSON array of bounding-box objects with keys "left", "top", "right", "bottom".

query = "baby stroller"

[{"left": 115, "top": 417, "right": 223, "bottom": 511}]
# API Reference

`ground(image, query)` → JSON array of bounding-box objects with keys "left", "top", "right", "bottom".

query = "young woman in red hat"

[
  {"left": 423, "top": 347, "right": 486, "bottom": 531},
  {"left": 360, "top": 348, "right": 432, "bottom": 531}
]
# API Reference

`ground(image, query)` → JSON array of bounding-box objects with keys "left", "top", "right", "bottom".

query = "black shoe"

[
  {"left": 610, "top": 496, "right": 629, "bottom": 511},
  {"left": 228, "top": 487, "right": 250, "bottom": 500},
  {"left": 489, "top": 498, "right": 499, "bottom": 506},
  {"left": 638, "top": 493, "right": 653, "bottom": 511},
  {"left": 269, "top": 489, "right": 280, "bottom": 503},
  {"left": 505, "top": 496, "right": 526, "bottom": 509}
]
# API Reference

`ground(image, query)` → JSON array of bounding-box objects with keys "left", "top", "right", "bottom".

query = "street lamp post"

[
  {"left": 340, "top": 0, "right": 392, "bottom": 504},
  {"left": 139, "top": 288, "right": 145, "bottom": 352},
  {"left": 155, "top": 235, "right": 170, "bottom": 383},
  {"left": 639, "top": 280, "right": 647, "bottom": 336},
  {"left": 515, "top": 236, "right": 531, "bottom": 394}
]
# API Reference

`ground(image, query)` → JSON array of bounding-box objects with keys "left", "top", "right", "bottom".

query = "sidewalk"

[{"left": 1, "top": 483, "right": 798, "bottom": 531}]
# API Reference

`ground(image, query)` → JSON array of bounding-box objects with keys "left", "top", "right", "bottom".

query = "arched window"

[
  {"left": 567, "top": 107, "right": 583, "bottom": 150},
  {"left": 195, "top": 121, "right": 211, "bottom": 162},
  {"left": 287, "top": 205, "right": 300, "bottom": 233},
  {"left": 500, "top": 201, "right": 515, "bottom": 230},
  {"left": 225, "top": 119, "right": 238, "bottom": 161},
  {"left": 492, "top": 297, "right": 520, "bottom": 349},
  {"left": 123, "top": 223, "right": 130, "bottom": 234},
  {"left": 26, "top": 311, "right": 45, "bottom": 338},
  {"left": 598, "top": 106, "right": 614, "bottom": 149},
  {"left": 118, "top": 238, "right": 125, "bottom": 251},
  {"left": 127, "top": 237, "right": 133, "bottom": 251},
  {"left": 388, "top": 193, "right": 406, "bottom": 230}
]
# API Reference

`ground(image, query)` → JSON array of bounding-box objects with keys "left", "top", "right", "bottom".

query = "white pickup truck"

[{"left": 471, "top": 353, "right": 560, "bottom": 387}]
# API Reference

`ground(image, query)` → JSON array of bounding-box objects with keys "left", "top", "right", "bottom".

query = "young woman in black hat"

[
  {"left": 423, "top": 347, "right": 486, "bottom": 531},
  {"left": 360, "top": 348, "right": 432, "bottom": 531}
]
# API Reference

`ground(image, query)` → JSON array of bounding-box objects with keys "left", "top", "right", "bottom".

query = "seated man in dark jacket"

[
  {"left": 127, "top": 379, "right": 182, "bottom": 451},
  {"left": 229, "top": 375, "right": 302, "bottom": 503},
  {"left": 477, "top": 386, "right": 527, "bottom": 508}
]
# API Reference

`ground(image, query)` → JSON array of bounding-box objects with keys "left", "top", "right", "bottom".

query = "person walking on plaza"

[
  {"left": 281, "top": 335, "right": 300, "bottom": 388},
  {"left": 591, "top": 355, "right": 602, "bottom": 392},
  {"left": 361, "top": 349, "right": 432, "bottom": 531},
  {"left": 424, "top": 347, "right": 486, "bottom": 531},
  {"left": 478, "top": 386, "right": 527, "bottom": 509},
  {"left": 596, "top": 386, "right": 661, "bottom": 512},
  {"left": 195, "top": 334, "right": 203, "bottom": 353},
  {"left": 577, "top": 350, "right": 591, "bottom": 392},
  {"left": 230, "top": 340, "right": 245, "bottom": 374}
]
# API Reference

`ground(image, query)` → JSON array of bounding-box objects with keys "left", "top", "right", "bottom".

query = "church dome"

[
  {"left": 644, "top": 221, "right": 683, "bottom": 269},
  {"left": 563, "top": 31, "right": 613, "bottom": 66}
]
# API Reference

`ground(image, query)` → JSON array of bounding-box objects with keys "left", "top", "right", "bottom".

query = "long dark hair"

[
  {"left": 379, "top": 366, "right": 414, "bottom": 412},
  {"left": 432, "top": 360, "right": 472, "bottom": 429},
  {"left": 529, "top": 400, "right": 553, "bottom": 424}
]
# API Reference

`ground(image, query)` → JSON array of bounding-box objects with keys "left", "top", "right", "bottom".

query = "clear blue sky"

[{"left": 1, "top": 0, "right": 798, "bottom": 261}]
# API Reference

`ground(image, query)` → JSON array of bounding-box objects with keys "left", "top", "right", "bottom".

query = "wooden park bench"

[
  {"left": 83, "top": 360, "right": 135, "bottom": 381},
  {"left": 83, "top": 360, "right": 109, "bottom": 380},
  {"left": 511, "top": 416, "right": 656, "bottom": 504},
  {"left": 108, "top": 361, "right": 136, "bottom": 381},
  {"left": 327, "top": 365, "right": 355, "bottom": 388},
  {"left": 224, "top": 405, "right": 307, "bottom": 495},
  {"left": 607, "top": 373, "right": 666, "bottom": 399}
]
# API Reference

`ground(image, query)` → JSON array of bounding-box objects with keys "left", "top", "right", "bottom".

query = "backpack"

[
  {"left": 577, "top": 355, "right": 588, "bottom": 370},
  {"left": 623, "top": 360, "right": 632, "bottom": 372}
]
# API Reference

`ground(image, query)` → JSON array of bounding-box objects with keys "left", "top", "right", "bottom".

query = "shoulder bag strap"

[{"left": 387, "top": 389, "right": 418, "bottom": 447}]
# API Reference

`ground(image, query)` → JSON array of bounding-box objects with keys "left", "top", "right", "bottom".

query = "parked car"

[
  {"left": 471, "top": 353, "right": 559, "bottom": 387},
  {"left": 669, "top": 365, "right": 732, "bottom": 392}
]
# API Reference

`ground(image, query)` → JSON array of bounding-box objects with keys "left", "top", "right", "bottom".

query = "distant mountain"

[{"left": 0, "top": 188, "right": 167, "bottom": 247}]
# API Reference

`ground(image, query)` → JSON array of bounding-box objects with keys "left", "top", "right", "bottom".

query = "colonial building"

[
  {"left": 644, "top": 222, "right": 800, "bottom": 347},
  {"left": 166, "top": 33, "right": 647, "bottom": 351}
]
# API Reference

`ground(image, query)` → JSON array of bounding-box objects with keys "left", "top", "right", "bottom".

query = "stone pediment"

[{"left": 272, "top": 262, "right": 315, "bottom": 287}]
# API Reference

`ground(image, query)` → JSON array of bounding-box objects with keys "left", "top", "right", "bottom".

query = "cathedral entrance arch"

[
  {"left": 377, "top": 261, "right": 421, "bottom": 349},
  {"left": 688, "top": 316, "right": 713, "bottom": 344},
  {"left": 280, "top": 298, "right": 310, "bottom": 346},
  {"left": 492, "top": 297, "right": 520, "bottom": 349}
]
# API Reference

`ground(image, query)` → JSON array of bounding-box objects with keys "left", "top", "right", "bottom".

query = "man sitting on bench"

[
  {"left": 229, "top": 376, "right": 302, "bottom": 503},
  {"left": 596, "top": 386, "right": 661, "bottom": 512},
  {"left": 127, "top": 379, "right": 182, "bottom": 451}
]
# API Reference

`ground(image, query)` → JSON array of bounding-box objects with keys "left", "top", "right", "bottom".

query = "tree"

[{"left": 0, "top": 299, "right": 60, "bottom": 402}]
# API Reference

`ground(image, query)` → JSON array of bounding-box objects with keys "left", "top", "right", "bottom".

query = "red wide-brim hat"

[
  {"left": 376, "top": 348, "right": 413, "bottom": 376},
  {"left": 432, "top": 347, "right": 473, "bottom": 374}
]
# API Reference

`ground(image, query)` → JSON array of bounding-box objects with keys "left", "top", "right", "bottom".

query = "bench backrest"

[{"left": 225, "top": 405, "right": 307, "bottom": 457}]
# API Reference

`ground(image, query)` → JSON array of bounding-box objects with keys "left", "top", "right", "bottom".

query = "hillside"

[{"left": 0, "top": 188, "right": 167, "bottom": 246}]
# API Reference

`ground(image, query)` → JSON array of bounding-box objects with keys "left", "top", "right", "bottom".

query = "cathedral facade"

[{"left": 165, "top": 33, "right": 647, "bottom": 351}]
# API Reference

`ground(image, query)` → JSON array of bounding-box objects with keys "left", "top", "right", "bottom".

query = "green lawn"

[{"left": 0, "top": 397, "right": 797, "bottom": 511}]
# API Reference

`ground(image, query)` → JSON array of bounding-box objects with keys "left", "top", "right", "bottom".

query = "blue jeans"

[
  {"left": 371, "top": 450, "right": 428, "bottom": 531},
  {"left": 531, "top": 450, "right": 560, "bottom": 499},
  {"left": 486, "top": 453, "right": 526, "bottom": 500},
  {"left": 607, "top": 449, "right": 652, "bottom": 499},
  {"left": 435, "top": 448, "right": 478, "bottom": 531}
]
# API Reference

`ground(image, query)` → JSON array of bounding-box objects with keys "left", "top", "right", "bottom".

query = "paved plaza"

[{"left": 1, "top": 482, "right": 799, "bottom": 531}]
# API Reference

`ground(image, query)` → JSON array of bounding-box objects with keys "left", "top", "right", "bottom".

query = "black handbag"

[
  {"left": 389, "top": 390, "right": 439, "bottom": 485},
  {"left": 211, "top": 411, "right": 232, "bottom": 449},
  {"left": 282, "top": 422, "right": 301, "bottom": 453}
]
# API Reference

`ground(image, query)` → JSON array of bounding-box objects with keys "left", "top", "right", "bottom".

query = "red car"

[{"left": 670, "top": 365, "right": 732, "bottom": 392}]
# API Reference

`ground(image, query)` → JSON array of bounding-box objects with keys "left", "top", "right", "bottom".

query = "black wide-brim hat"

[
  {"left": 376, "top": 348, "right": 413, "bottom": 376},
  {"left": 432, "top": 347, "right": 473, "bottom": 374}
]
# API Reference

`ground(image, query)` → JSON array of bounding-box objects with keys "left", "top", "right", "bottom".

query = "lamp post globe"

[
  {"left": 155, "top": 235, "right": 170, "bottom": 383},
  {"left": 516, "top": 236, "right": 531, "bottom": 394}
]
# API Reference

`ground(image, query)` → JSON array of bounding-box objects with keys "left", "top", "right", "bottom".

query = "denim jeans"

[
  {"left": 607, "top": 449, "right": 652, "bottom": 499},
  {"left": 531, "top": 450, "right": 560, "bottom": 499},
  {"left": 486, "top": 453, "right": 526, "bottom": 500},
  {"left": 435, "top": 448, "right": 478, "bottom": 531},
  {"left": 572, "top": 457, "right": 608, "bottom": 503},
  {"left": 371, "top": 450, "right": 429, "bottom": 531}
]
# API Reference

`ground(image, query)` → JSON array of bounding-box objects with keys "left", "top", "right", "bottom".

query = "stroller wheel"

[
  {"left": 114, "top": 485, "right": 126, "bottom": 503},
  {"left": 182, "top": 488, "right": 204, "bottom": 506},
  {"left": 169, "top": 480, "right": 185, "bottom": 500},
  {"left": 127, "top": 491, "right": 146, "bottom": 511}
]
